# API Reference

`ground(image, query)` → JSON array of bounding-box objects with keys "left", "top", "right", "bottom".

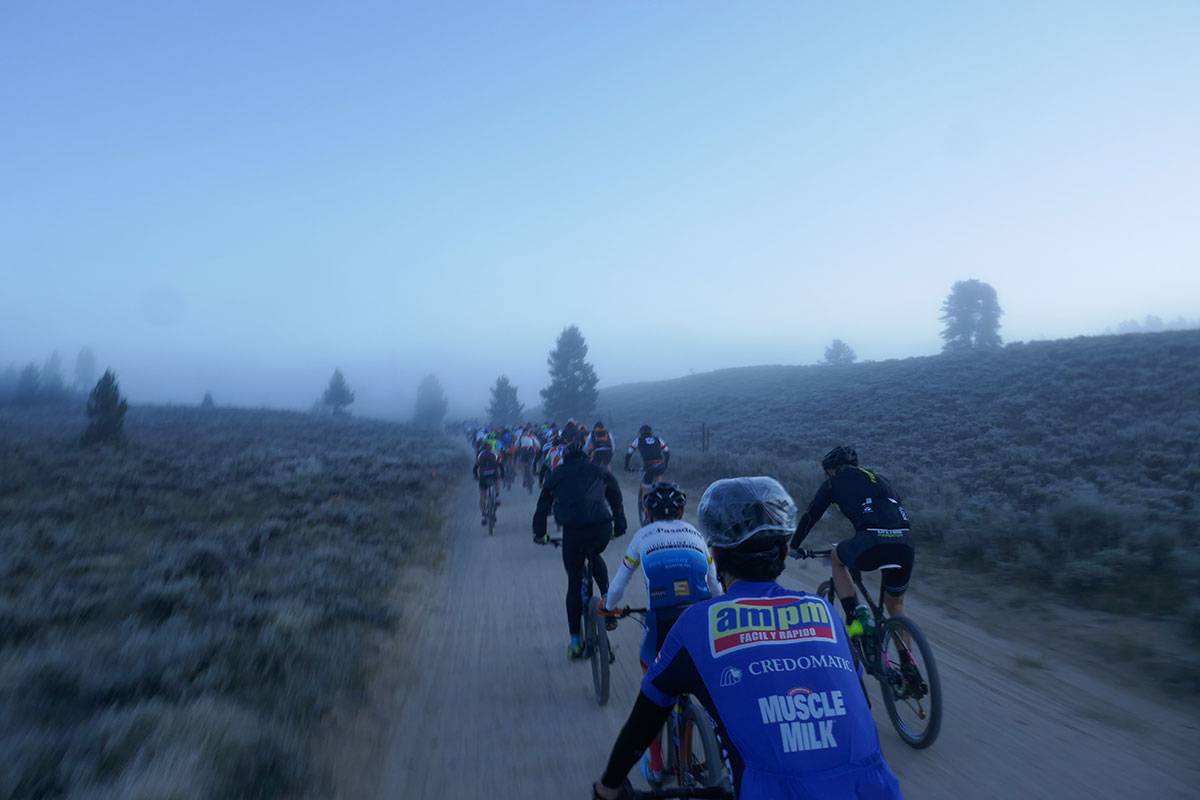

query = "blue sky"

[{"left": 3, "top": 2, "right": 1198, "bottom": 415}]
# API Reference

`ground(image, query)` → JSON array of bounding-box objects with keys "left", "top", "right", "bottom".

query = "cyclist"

[
  {"left": 517, "top": 425, "right": 540, "bottom": 485},
  {"left": 602, "top": 482, "right": 721, "bottom": 785},
  {"left": 593, "top": 476, "right": 903, "bottom": 800},
  {"left": 624, "top": 425, "right": 670, "bottom": 518},
  {"left": 533, "top": 440, "right": 629, "bottom": 659},
  {"left": 472, "top": 441, "right": 503, "bottom": 526},
  {"left": 585, "top": 420, "right": 615, "bottom": 469},
  {"left": 789, "top": 446, "right": 914, "bottom": 633}
]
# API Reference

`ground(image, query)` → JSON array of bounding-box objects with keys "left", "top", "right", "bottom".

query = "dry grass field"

[{"left": 0, "top": 406, "right": 464, "bottom": 799}]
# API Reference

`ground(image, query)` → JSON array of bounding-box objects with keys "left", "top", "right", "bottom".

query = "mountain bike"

[
  {"left": 792, "top": 548, "right": 942, "bottom": 748},
  {"left": 502, "top": 456, "right": 515, "bottom": 491},
  {"left": 608, "top": 607, "right": 731, "bottom": 795},
  {"left": 549, "top": 537, "right": 613, "bottom": 704},
  {"left": 521, "top": 454, "right": 535, "bottom": 494},
  {"left": 484, "top": 480, "right": 498, "bottom": 537}
]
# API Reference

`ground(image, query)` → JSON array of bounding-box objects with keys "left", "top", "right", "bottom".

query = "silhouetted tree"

[
  {"left": 74, "top": 347, "right": 97, "bottom": 391},
  {"left": 41, "top": 351, "right": 67, "bottom": 401},
  {"left": 200, "top": 391, "right": 215, "bottom": 409},
  {"left": 823, "top": 339, "right": 857, "bottom": 365},
  {"left": 487, "top": 375, "right": 524, "bottom": 427},
  {"left": 82, "top": 370, "right": 128, "bottom": 445},
  {"left": 540, "top": 325, "right": 599, "bottom": 421},
  {"left": 322, "top": 369, "right": 355, "bottom": 414},
  {"left": 413, "top": 374, "right": 449, "bottom": 427},
  {"left": 0, "top": 364, "right": 14, "bottom": 401},
  {"left": 940, "top": 279, "right": 1003, "bottom": 352},
  {"left": 14, "top": 364, "right": 41, "bottom": 406}
]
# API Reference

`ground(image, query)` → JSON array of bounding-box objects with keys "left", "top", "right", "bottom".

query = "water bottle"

[{"left": 853, "top": 604, "right": 875, "bottom": 640}]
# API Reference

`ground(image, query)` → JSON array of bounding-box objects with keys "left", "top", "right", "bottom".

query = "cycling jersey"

[
  {"left": 793, "top": 467, "right": 910, "bottom": 540},
  {"left": 629, "top": 435, "right": 668, "bottom": 466},
  {"left": 639, "top": 581, "right": 902, "bottom": 799},
  {"left": 587, "top": 429, "right": 614, "bottom": 453},
  {"left": 605, "top": 520, "right": 722, "bottom": 664}
]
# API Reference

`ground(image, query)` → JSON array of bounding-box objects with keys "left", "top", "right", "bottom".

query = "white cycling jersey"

[{"left": 606, "top": 519, "right": 722, "bottom": 611}]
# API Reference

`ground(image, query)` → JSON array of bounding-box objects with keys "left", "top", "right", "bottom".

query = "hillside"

[
  {"left": 0, "top": 406, "right": 465, "bottom": 799},
  {"left": 600, "top": 330, "right": 1200, "bottom": 617}
]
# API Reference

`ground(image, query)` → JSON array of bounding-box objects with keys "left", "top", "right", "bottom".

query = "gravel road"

[{"left": 357, "top": 478, "right": 1200, "bottom": 800}]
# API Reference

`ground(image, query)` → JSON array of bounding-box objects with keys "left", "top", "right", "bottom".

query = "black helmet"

[
  {"left": 821, "top": 446, "right": 858, "bottom": 472},
  {"left": 697, "top": 477, "right": 797, "bottom": 549},
  {"left": 643, "top": 482, "right": 686, "bottom": 516},
  {"left": 594, "top": 420, "right": 605, "bottom": 430},
  {"left": 639, "top": 424, "right": 652, "bottom": 436}
]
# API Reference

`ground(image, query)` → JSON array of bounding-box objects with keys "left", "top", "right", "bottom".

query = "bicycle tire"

[
  {"left": 815, "top": 579, "right": 835, "bottom": 604},
  {"left": 487, "top": 486, "right": 497, "bottom": 537},
  {"left": 589, "top": 597, "right": 611, "bottom": 705},
  {"left": 678, "top": 700, "right": 729, "bottom": 790},
  {"left": 878, "top": 615, "right": 942, "bottom": 749}
]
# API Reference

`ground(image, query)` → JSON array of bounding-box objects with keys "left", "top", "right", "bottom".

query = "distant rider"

[
  {"left": 602, "top": 482, "right": 721, "bottom": 784},
  {"left": 593, "top": 476, "right": 903, "bottom": 800},
  {"left": 472, "top": 441, "right": 503, "bottom": 525},
  {"left": 789, "top": 446, "right": 914, "bottom": 636},
  {"left": 624, "top": 425, "right": 670, "bottom": 518},
  {"left": 533, "top": 440, "right": 629, "bottom": 659},
  {"left": 585, "top": 420, "right": 615, "bottom": 469}
]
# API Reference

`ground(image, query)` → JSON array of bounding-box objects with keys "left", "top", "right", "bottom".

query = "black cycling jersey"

[
  {"left": 636, "top": 435, "right": 665, "bottom": 464},
  {"left": 791, "top": 466, "right": 910, "bottom": 547}
]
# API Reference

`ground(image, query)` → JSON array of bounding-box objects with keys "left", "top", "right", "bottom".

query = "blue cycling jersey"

[{"left": 642, "top": 580, "right": 903, "bottom": 800}]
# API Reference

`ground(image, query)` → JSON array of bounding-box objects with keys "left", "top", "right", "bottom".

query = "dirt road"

[{"left": 355, "top": 478, "right": 1199, "bottom": 799}]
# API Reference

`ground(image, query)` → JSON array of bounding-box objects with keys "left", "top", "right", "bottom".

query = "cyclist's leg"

[
  {"left": 832, "top": 534, "right": 870, "bottom": 620},
  {"left": 561, "top": 530, "right": 587, "bottom": 640},
  {"left": 587, "top": 523, "right": 613, "bottom": 596},
  {"left": 478, "top": 480, "right": 489, "bottom": 515}
]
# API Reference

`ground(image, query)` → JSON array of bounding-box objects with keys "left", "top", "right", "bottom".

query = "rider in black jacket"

[
  {"left": 790, "top": 446, "right": 914, "bottom": 626},
  {"left": 534, "top": 440, "right": 628, "bottom": 659}
]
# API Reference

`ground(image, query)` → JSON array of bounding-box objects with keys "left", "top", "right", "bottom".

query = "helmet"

[
  {"left": 643, "top": 482, "right": 686, "bottom": 516},
  {"left": 594, "top": 420, "right": 605, "bottom": 430},
  {"left": 565, "top": 439, "right": 586, "bottom": 457},
  {"left": 697, "top": 477, "right": 797, "bottom": 549},
  {"left": 821, "top": 446, "right": 858, "bottom": 471},
  {"left": 639, "top": 424, "right": 652, "bottom": 436}
]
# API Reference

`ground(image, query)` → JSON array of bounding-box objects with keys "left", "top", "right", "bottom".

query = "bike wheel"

[
  {"left": 487, "top": 487, "right": 497, "bottom": 536},
  {"left": 588, "top": 597, "right": 611, "bottom": 706},
  {"left": 816, "top": 579, "right": 835, "bottom": 604},
  {"left": 678, "top": 700, "right": 729, "bottom": 790},
  {"left": 877, "top": 615, "right": 942, "bottom": 749}
]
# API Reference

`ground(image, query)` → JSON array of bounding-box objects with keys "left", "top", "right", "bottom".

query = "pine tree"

[
  {"left": 41, "top": 351, "right": 67, "bottom": 401},
  {"left": 823, "top": 339, "right": 857, "bottom": 366},
  {"left": 82, "top": 370, "right": 128, "bottom": 445},
  {"left": 14, "top": 364, "right": 41, "bottom": 406},
  {"left": 74, "top": 347, "right": 97, "bottom": 391},
  {"left": 487, "top": 375, "right": 524, "bottom": 427},
  {"left": 200, "top": 391, "right": 215, "bottom": 409},
  {"left": 322, "top": 369, "right": 355, "bottom": 414},
  {"left": 540, "top": 325, "right": 599, "bottom": 422},
  {"left": 940, "top": 279, "right": 1003, "bottom": 352},
  {"left": 413, "top": 374, "right": 449, "bottom": 427}
]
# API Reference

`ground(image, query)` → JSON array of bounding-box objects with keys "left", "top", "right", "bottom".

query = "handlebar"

[
  {"left": 632, "top": 788, "right": 733, "bottom": 799},
  {"left": 790, "top": 547, "right": 832, "bottom": 560}
]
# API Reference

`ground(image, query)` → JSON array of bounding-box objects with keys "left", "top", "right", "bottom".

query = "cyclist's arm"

[
  {"left": 598, "top": 692, "right": 673, "bottom": 792},
  {"left": 603, "top": 468, "right": 628, "bottom": 536},
  {"left": 600, "top": 627, "right": 698, "bottom": 789},
  {"left": 532, "top": 481, "right": 555, "bottom": 538},
  {"left": 605, "top": 536, "right": 643, "bottom": 610},
  {"left": 790, "top": 479, "right": 833, "bottom": 549}
]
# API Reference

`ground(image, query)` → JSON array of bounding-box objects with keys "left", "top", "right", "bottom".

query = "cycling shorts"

[
  {"left": 639, "top": 606, "right": 684, "bottom": 666},
  {"left": 477, "top": 473, "right": 499, "bottom": 491},
  {"left": 836, "top": 529, "right": 914, "bottom": 595},
  {"left": 591, "top": 449, "right": 613, "bottom": 467},
  {"left": 640, "top": 461, "right": 666, "bottom": 486}
]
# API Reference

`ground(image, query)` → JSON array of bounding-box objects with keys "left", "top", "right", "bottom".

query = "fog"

[{"left": 4, "top": 2, "right": 1198, "bottom": 418}]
